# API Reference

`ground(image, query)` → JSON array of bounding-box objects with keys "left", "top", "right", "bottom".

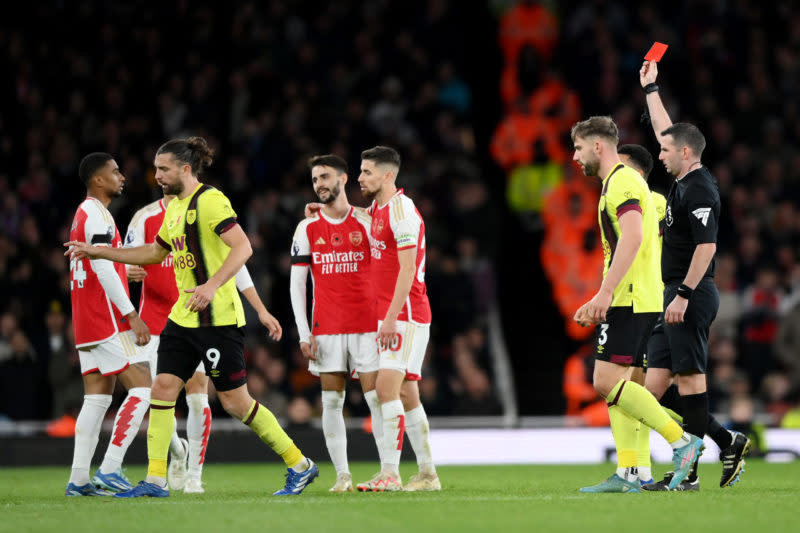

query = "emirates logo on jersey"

[
  {"left": 332, "top": 233, "right": 343, "bottom": 247},
  {"left": 349, "top": 231, "right": 363, "bottom": 246}
]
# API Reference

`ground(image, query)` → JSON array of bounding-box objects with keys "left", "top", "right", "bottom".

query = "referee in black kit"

[{"left": 638, "top": 59, "right": 750, "bottom": 490}]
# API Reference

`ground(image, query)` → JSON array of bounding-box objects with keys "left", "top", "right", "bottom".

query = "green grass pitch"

[{"left": 1, "top": 461, "right": 797, "bottom": 533}]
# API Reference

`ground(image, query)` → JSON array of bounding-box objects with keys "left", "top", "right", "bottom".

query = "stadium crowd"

[
  {"left": 2, "top": 0, "right": 799, "bottom": 441},
  {"left": 0, "top": 1, "right": 501, "bottom": 426}
]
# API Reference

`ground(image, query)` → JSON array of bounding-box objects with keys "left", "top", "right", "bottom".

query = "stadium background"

[{"left": 1, "top": 0, "right": 799, "bottom": 457}]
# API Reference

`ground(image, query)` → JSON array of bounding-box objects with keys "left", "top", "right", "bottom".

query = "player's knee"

[
  {"left": 376, "top": 386, "right": 397, "bottom": 404},
  {"left": 151, "top": 378, "right": 180, "bottom": 402},
  {"left": 219, "top": 392, "right": 251, "bottom": 420},
  {"left": 592, "top": 378, "right": 612, "bottom": 399}
]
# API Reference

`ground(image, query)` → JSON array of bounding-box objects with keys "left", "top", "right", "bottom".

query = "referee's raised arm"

[{"left": 640, "top": 60, "right": 673, "bottom": 141}]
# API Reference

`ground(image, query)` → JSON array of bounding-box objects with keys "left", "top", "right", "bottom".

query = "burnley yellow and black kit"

[
  {"left": 594, "top": 163, "right": 662, "bottom": 366},
  {"left": 145, "top": 184, "right": 306, "bottom": 482},
  {"left": 154, "top": 184, "right": 247, "bottom": 390}
]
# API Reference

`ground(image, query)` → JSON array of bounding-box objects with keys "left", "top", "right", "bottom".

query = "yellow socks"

[
  {"left": 636, "top": 421, "right": 652, "bottom": 480},
  {"left": 609, "top": 405, "right": 638, "bottom": 471},
  {"left": 146, "top": 399, "right": 176, "bottom": 482},
  {"left": 607, "top": 379, "right": 684, "bottom": 444},
  {"left": 242, "top": 401, "right": 304, "bottom": 468}
]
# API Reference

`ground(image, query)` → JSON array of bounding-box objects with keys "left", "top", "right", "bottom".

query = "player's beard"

[
  {"left": 163, "top": 181, "right": 184, "bottom": 196},
  {"left": 581, "top": 157, "right": 600, "bottom": 177},
  {"left": 317, "top": 182, "right": 341, "bottom": 204},
  {"left": 361, "top": 184, "right": 378, "bottom": 200}
]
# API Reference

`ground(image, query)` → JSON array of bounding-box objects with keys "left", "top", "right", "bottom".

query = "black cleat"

[
  {"left": 641, "top": 471, "right": 699, "bottom": 491},
  {"left": 719, "top": 431, "right": 751, "bottom": 487},
  {"left": 642, "top": 471, "right": 673, "bottom": 491}
]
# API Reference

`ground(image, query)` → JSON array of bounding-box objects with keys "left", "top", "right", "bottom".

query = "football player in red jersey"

[
  {"left": 290, "top": 154, "right": 383, "bottom": 492},
  {"left": 355, "top": 146, "right": 439, "bottom": 492},
  {"left": 65, "top": 153, "right": 153, "bottom": 496}
]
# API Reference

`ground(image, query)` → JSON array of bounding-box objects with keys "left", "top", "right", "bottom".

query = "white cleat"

[
  {"left": 404, "top": 472, "right": 441, "bottom": 492},
  {"left": 183, "top": 477, "right": 205, "bottom": 494},
  {"left": 168, "top": 437, "right": 189, "bottom": 491},
  {"left": 329, "top": 472, "right": 353, "bottom": 492},
  {"left": 356, "top": 471, "right": 403, "bottom": 492}
]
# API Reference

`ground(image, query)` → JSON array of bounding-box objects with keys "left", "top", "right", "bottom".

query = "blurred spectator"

[
  {"left": 0, "top": 328, "right": 41, "bottom": 420},
  {"left": 43, "top": 302, "right": 83, "bottom": 419}
]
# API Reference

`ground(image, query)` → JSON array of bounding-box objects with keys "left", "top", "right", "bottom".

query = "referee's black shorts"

[
  {"left": 646, "top": 278, "right": 719, "bottom": 374},
  {"left": 158, "top": 320, "right": 247, "bottom": 391},
  {"left": 593, "top": 306, "right": 660, "bottom": 368}
]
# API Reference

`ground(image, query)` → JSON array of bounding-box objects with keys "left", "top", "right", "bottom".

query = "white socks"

[
  {"left": 186, "top": 393, "right": 211, "bottom": 478},
  {"left": 405, "top": 405, "right": 436, "bottom": 474},
  {"left": 70, "top": 394, "right": 112, "bottom": 485},
  {"left": 364, "top": 389, "right": 385, "bottom": 467},
  {"left": 99, "top": 387, "right": 151, "bottom": 474},
  {"left": 380, "top": 399, "right": 405, "bottom": 474},
  {"left": 322, "top": 390, "right": 348, "bottom": 474}
]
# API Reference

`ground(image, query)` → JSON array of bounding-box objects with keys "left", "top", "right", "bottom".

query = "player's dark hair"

[
  {"left": 361, "top": 145, "right": 401, "bottom": 170},
  {"left": 570, "top": 116, "right": 619, "bottom": 145},
  {"left": 78, "top": 152, "right": 114, "bottom": 186},
  {"left": 308, "top": 154, "right": 348, "bottom": 174},
  {"left": 661, "top": 123, "right": 706, "bottom": 158},
  {"left": 156, "top": 136, "right": 215, "bottom": 175},
  {"left": 618, "top": 144, "right": 654, "bottom": 179}
]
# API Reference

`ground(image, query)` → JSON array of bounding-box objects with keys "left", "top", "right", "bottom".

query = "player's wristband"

[
  {"left": 677, "top": 284, "right": 693, "bottom": 300},
  {"left": 643, "top": 83, "right": 659, "bottom": 94}
]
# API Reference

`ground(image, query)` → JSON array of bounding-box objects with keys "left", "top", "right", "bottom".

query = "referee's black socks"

[
  {"left": 661, "top": 385, "right": 733, "bottom": 450},
  {"left": 681, "top": 392, "right": 709, "bottom": 442}
]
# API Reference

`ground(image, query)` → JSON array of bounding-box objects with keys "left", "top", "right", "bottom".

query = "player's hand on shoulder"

[
  {"left": 258, "top": 309, "right": 283, "bottom": 341},
  {"left": 304, "top": 202, "right": 323, "bottom": 218},
  {"left": 300, "top": 336, "right": 317, "bottom": 361},
  {"left": 640, "top": 60, "right": 658, "bottom": 86},
  {"left": 127, "top": 312, "right": 151, "bottom": 346},
  {"left": 127, "top": 265, "right": 147, "bottom": 282}
]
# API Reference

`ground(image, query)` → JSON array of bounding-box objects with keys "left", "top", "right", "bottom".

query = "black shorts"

[
  {"left": 593, "top": 307, "right": 660, "bottom": 367},
  {"left": 646, "top": 278, "right": 719, "bottom": 374},
  {"left": 158, "top": 320, "right": 247, "bottom": 392}
]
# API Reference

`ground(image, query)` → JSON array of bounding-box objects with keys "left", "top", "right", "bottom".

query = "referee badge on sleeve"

[{"left": 187, "top": 210, "right": 197, "bottom": 225}]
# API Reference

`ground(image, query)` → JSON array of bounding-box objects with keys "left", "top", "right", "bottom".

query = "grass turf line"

[{"left": 1, "top": 461, "right": 797, "bottom": 533}]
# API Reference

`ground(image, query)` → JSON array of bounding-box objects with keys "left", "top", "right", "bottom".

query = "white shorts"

[
  {"left": 79, "top": 330, "right": 149, "bottom": 376},
  {"left": 142, "top": 335, "right": 206, "bottom": 381},
  {"left": 308, "top": 332, "right": 380, "bottom": 376},
  {"left": 378, "top": 321, "right": 430, "bottom": 380}
]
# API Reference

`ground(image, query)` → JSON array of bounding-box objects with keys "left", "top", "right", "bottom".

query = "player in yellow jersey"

[
  {"left": 570, "top": 117, "right": 703, "bottom": 493},
  {"left": 66, "top": 137, "right": 318, "bottom": 497}
]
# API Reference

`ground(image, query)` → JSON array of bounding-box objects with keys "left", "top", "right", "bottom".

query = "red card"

[{"left": 644, "top": 42, "right": 668, "bottom": 62}]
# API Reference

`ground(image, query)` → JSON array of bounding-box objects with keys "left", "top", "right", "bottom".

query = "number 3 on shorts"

[
  {"left": 205, "top": 348, "right": 220, "bottom": 369},
  {"left": 598, "top": 324, "right": 609, "bottom": 346}
]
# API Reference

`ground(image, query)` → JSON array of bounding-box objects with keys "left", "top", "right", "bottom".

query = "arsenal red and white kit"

[
  {"left": 290, "top": 207, "right": 378, "bottom": 375},
  {"left": 369, "top": 189, "right": 431, "bottom": 324},
  {"left": 291, "top": 207, "right": 375, "bottom": 335},
  {"left": 124, "top": 199, "right": 178, "bottom": 335},
  {"left": 69, "top": 197, "right": 132, "bottom": 347}
]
